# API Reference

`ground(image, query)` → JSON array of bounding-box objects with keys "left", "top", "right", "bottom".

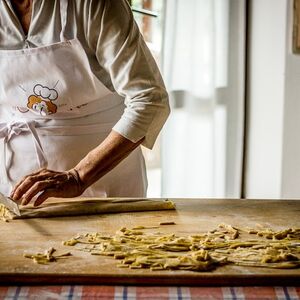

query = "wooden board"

[{"left": 0, "top": 198, "right": 300, "bottom": 286}]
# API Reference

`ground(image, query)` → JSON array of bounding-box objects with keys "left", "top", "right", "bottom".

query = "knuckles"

[{"left": 13, "top": 168, "right": 84, "bottom": 205}]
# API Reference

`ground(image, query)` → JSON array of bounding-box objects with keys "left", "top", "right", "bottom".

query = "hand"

[{"left": 10, "top": 168, "right": 84, "bottom": 207}]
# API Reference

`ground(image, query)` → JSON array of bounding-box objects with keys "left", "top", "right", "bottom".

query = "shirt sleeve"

[{"left": 86, "top": 0, "right": 170, "bottom": 149}]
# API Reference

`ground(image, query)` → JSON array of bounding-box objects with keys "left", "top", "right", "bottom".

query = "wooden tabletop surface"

[{"left": 1, "top": 198, "right": 300, "bottom": 286}]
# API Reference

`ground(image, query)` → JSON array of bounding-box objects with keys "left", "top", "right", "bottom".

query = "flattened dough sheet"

[{"left": 8, "top": 198, "right": 175, "bottom": 219}]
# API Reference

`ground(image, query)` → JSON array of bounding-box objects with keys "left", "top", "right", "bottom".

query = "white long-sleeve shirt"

[{"left": 0, "top": 0, "right": 170, "bottom": 149}]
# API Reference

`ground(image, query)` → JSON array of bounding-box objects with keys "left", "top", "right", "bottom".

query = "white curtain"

[
  {"left": 161, "top": 0, "right": 229, "bottom": 197},
  {"left": 163, "top": 0, "right": 229, "bottom": 98}
]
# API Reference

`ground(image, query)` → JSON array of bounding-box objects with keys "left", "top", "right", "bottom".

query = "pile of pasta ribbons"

[{"left": 63, "top": 224, "right": 300, "bottom": 271}]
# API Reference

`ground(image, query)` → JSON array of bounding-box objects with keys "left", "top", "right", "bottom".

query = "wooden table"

[{"left": 0, "top": 199, "right": 300, "bottom": 286}]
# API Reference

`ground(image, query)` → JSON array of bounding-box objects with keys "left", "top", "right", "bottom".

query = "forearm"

[
  {"left": 73, "top": 130, "right": 144, "bottom": 190},
  {"left": 10, "top": 130, "right": 144, "bottom": 206}
]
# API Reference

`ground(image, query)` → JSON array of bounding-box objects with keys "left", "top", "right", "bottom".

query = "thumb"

[{"left": 33, "top": 189, "right": 56, "bottom": 207}]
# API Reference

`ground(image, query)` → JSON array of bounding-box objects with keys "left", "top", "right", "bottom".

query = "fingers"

[
  {"left": 11, "top": 169, "right": 65, "bottom": 205},
  {"left": 10, "top": 168, "right": 47, "bottom": 199},
  {"left": 20, "top": 179, "right": 56, "bottom": 205},
  {"left": 33, "top": 188, "right": 57, "bottom": 207},
  {"left": 10, "top": 168, "right": 84, "bottom": 206},
  {"left": 34, "top": 182, "right": 75, "bottom": 206}
]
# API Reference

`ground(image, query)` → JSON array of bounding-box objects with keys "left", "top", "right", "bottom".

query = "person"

[{"left": 0, "top": 0, "right": 170, "bottom": 206}]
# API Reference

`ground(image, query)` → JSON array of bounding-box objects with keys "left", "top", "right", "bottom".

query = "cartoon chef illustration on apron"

[
  {"left": 27, "top": 84, "right": 58, "bottom": 116},
  {"left": 17, "top": 84, "right": 58, "bottom": 116}
]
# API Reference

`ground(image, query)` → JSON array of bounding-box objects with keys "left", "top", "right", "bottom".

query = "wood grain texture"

[{"left": 0, "top": 198, "right": 300, "bottom": 286}]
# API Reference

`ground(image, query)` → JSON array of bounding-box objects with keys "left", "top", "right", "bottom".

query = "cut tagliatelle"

[
  {"left": 23, "top": 247, "right": 72, "bottom": 265},
  {"left": 63, "top": 224, "right": 300, "bottom": 271},
  {"left": 0, "top": 204, "right": 11, "bottom": 222}
]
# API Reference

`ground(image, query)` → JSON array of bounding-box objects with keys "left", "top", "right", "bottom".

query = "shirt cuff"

[{"left": 112, "top": 102, "right": 170, "bottom": 149}]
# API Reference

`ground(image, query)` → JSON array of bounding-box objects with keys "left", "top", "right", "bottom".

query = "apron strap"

[
  {"left": 0, "top": 121, "right": 48, "bottom": 185},
  {"left": 60, "top": 0, "right": 69, "bottom": 42}
]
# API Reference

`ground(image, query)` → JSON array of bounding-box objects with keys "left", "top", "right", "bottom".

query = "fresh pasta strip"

[{"left": 24, "top": 247, "right": 72, "bottom": 264}]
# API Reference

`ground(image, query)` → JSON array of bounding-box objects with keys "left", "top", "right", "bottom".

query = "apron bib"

[
  {"left": 0, "top": 39, "right": 114, "bottom": 117},
  {"left": 0, "top": 1, "right": 147, "bottom": 197}
]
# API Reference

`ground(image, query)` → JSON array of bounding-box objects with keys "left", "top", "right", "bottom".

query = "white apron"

[{"left": 0, "top": 1, "right": 147, "bottom": 197}]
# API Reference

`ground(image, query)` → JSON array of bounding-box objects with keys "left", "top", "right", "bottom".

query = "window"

[{"left": 131, "top": 1, "right": 246, "bottom": 198}]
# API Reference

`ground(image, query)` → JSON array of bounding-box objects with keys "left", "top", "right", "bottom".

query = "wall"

[
  {"left": 223, "top": 0, "right": 246, "bottom": 197},
  {"left": 245, "top": 0, "right": 300, "bottom": 198},
  {"left": 281, "top": 1, "right": 300, "bottom": 198}
]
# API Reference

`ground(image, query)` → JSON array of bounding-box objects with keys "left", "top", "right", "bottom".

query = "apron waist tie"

[{"left": 0, "top": 120, "right": 48, "bottom": 184}]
